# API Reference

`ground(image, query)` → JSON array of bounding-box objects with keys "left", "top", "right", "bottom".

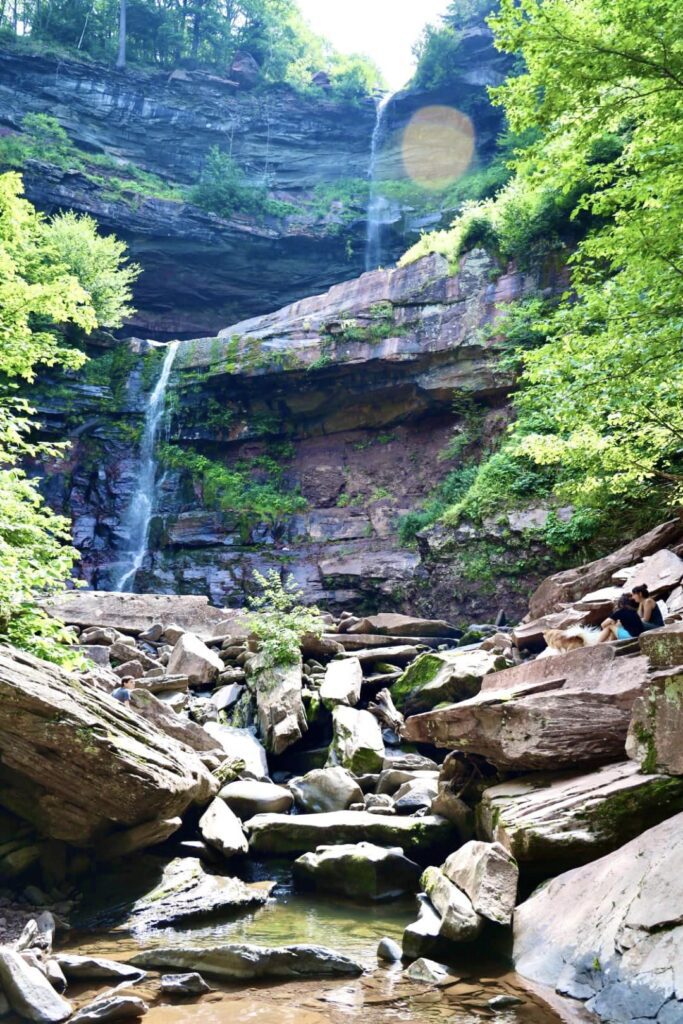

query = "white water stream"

[
  {"left": 364, "top": 92, "right": 394, "bottom": 271},
  {"left": 114, "top": 340, "right": 179, "bottom": 592}
]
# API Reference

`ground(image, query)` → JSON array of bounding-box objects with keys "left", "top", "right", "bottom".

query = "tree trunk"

[{"left": 115, "top": 0, "right": 126, "bottom": 69}]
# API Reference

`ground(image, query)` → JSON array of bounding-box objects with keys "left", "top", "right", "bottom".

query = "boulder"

[
  {"left": 393, "top": 649, "right": 509, "bottom": 713},
  {"left": 442, "top": 841, "right": 518, "bottom": 925},
  {"left": 0, "top": 646, "right": 217, "bottom": 846},
  {"left": 639, "top": 622, "right": 683, "bottom": 670},
  {"left": 320, "top": 658, "right": 362, "bottom": 709},
  {"left": 69, "top": 996, "right": 148, "bottom": 1023},
  {"left": 347, "top": 614, "right": 460, "bottom": 638},
  {"left": 109, "top": 642, "right": 159, "bottom": 671},
  {"left": 377, "top": 937, "right": 402, "bottom": 962},
  {"left": 0, "top": 948, "right": 72, "bottom": 1022},
  {"left": 167, "top": 632, "right": 223, "bottom": 685},
  {"left": 202, "top": 724, "right": 268, "bottom": 779},
  {"left": 478, "top": 762, "right": 683, "bottom": 871},
  {"left": 245, "top": 811, "right": 455, "bottom": 858},
  {"left": 377, "top": 769, "right": 439, "bottom": 796},
  {"left": 212, "top": 683, "right": 243, "bottom": 713},
  {"left": 404, "top": 958, "right": 459, "bottom": 985},
  {"left": 97, "top": 816, "right": 182, "bottom": 860},
  {"left": 45, "top": 592, "right": 228, "bottom": 638},
  {"left": 289, "top": 767, "right": 363, "bottom": 813},
  {"left": 249, "top": 654, "right": 307, "bottom": 755},
  {"left": 130, "top": 943, "right": 363, "bottom": 979},
  {"left": 402, "top": 893, "right": 447, "bottom": 960},
  {"left": 345, "top": 644, "right": 419, "bottom": 665},
  {"left": 219, "top": 780, "right": 293, "bottom": 818},
  {"left": 403, "top": 646, "right": 649, "bottom": 770},
  {"left": 327, "top": 706, "right": 384, "bottom": 774},
  {"left": 293, "top": 842, "right": 421, "bottom": 900},
  {"left": 627, "top": 668, "right": 683, "bottom": 775},
  {"left": 54, "top": 954, "right": 145, "bottom": 981},
  {"left": 513, "top": 812, "right": 683, "bottom": 1024},
  {"left": 393, "top": 777, "right": 439, "bottom": 814},
  {"left": 420, "top": 866, "right": 484, "bottom": 942},
  {"left": 160, "top": 973, "right": 211, "bottom": 996},
  {"left": 127, "top": 856, "right": 272, "bottom": 927},
  {"left": 628, "top": 548, "right": 683, "bottom": 596},
  {"left": 130, "top": 689, "right": 222, "bottom": 755},
  {"left": 527, "top": 519, "right": 683, "bottom": 618},
  {"left": 199, "top": 798, "right": 248, "bottom": 858}
]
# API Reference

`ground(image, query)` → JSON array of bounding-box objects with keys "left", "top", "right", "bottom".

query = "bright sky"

[{"left": 297, "top": 0, "right": 449, "bottom": 92}]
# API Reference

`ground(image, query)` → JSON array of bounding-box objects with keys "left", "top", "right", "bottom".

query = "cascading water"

[
  {"left": 113, "top": 340, "right": 179, "bottom": 592},
  {"left": 365, "top": 91, "right": 394, "bottom": 272}
]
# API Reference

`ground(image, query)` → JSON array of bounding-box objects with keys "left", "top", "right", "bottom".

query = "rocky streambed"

[{"left": 2, "top": 521, "right": 683, "bottom": 1024}]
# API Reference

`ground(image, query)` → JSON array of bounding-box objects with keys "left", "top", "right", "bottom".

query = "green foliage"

[
  {"left": 441, "top": 449, "right": 553, "bottom": 525},
  {"left": 412, "top": 1, "right": 499, "bottom": 92},
  {"left": 398, "top": 465, "right": 478, "bottom": 545},
  {"left": 158, "top": 443, "right": 306, "bottom": 536},
  {"left": 189, "top": 147, "right": 296, "bottom": 221},
  {"left": 0, "top": 172, "right": 136, "bottom": 662},
  {"left": 246, "top": 569, "right": 324, "bottom": 668}
]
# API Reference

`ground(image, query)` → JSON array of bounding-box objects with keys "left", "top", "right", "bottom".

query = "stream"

[{"left": 60, "top": 862, "right": 567, "bottom": 1024}]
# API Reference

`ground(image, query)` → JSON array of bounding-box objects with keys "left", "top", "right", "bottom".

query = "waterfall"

[
  {"left": 114, "top": 340, "right": 179, "bottom": 592},
  {"left": 365, "top": 92, "right": 394, "bottom": 272}
]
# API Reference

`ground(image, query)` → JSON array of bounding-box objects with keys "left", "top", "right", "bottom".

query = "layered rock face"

[
  {"left": 0, "top": 34, "right": 508, "bottom": 337},
  {"left": 40, "top": 251, "right": 564, "bottom": 621}
]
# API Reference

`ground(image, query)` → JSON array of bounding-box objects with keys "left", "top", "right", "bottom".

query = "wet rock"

[
  {"left": 403, "top": 646, "right": 649, "bottom": 770},
  {"left": 54, "top": 955, "right": 145, "bottom": 982},
  {"left": 420, "top": 866, "right": 484, "bottom": 942},
  {"left": 320, "top": 657, "right": 362, "bottom": 709},
  {"left": 219, "top": 780, "right": 293, "bottom": 818},
  {"left": 327, "top": 706, "right": 385, "bottom": 774},
  {"left": 160, "top": 972, "right": 211, "bottom": 996},
  {"left": 127, "top": 857, "right": 272, "bottom": 927},
  {"left": 289, "top": 767, "right": 363, "bottom": 813},
  {"left": 129, "top": 943, "right": 363, "bottom": 979},
  {"left": 393, "top": 777, "right": 439, "bottom": 814},
  {"left": 377, "top": 937, "right": 402, "bottom": 962},
  {"left": 627, "top": 668, "right": 683, "bottom": 775},
  {"left": 202, "top": 725, "right": 268, "bottom": 779},
  {"left": 404, "top": 957, "right": 458, "bottom": 985},
  {"left": 293, "top": 842, "right": 421, "bottom": 900},
  {"left": 402, "top": 894, "right": 445, "bottom": 960},
  {"left": 0, "top": 646, "right": 217, "bottom": 846},
  {"left": 249, "top": 653, "right": 307, "bottom": 756},
  {"left": 0, "top": 948, "right": 72, "bottom": 1022},
  {"left": 393, "top": 649, "right": 508, "bottom": 713},
  {"left": 442, "top": 841, "right": 518, "bottom": 925},
  {"left": 479, "top": 762, "right": 683, "bottom": 870},
  {"left": 488, "top": 994, "right": 524, "bottom": 1009},
  {"left": 167, "top": 632, "right": 223, "bottom": 685},
  {"left": 69, "top": 995, "right": 148, "bottom": 1023},
  {"left": 245, "top": 810, "right": 455, "bottom": 858},
  {"left": 513, "top": 812, "right": 683, "bottom": 1024},
  {"left": 199, "top": 798, "right": 248, "bottom": 858}
]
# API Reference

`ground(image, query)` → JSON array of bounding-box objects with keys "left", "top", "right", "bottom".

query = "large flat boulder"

[
  {"left": 0, "top": 646, "right": 216, "bottom": 846},
  {"left": 44, "top": 591, "right": 228, "bottom": 638},
  {"left": 129, "top": 942, "right": 362, "bottom": 979},
  {"left": 249, "top": 654, "right": 307, "bottom": 755},
  {"left": 513, "top": 812, "right": 683, "bottom": 1024},
  {"left": 347, "top": 614, "right": 460, "bottom": 638},
  {"left": 293, "top": 842, "right": 421, "bottom": 900},
  {"left": 127, "top": 857, "right": 272, "bottom": 927},
  {"left": 392, "top": 649, "right": 509, "bottom": 714},
  {"left": 526, "top": 518, "right": 683, "bottom": 618},
  {"left": 326, "top": 706, "right": 384, "bottom": 774},
  {"left": 244, "top": 810, "right": 455, "bottom": 859},
  {"left": 626, "top": 668, "right": 683, "bottom": 775},
  {"left": 403, "top": 647, "right": 649, "bottom": 770}
]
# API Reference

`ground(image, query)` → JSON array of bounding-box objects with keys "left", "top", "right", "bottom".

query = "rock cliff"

[{"left": 37, "top": 250, "right": 565, "bottom": 622}]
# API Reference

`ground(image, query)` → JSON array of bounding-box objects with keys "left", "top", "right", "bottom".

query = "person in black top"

[
  {"left": 630, "top": 585, "right": 665, "bottom": 630},
  {"left": 598, "top": 594, "right": 646, "bottom": 642}
]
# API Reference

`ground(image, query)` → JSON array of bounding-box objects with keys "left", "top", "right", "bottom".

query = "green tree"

[
  {"left": 246, "top": 570, "right": 324, "bottom": 667},
  {"left": 0, "top": 171, "right": 139, "bottom": 662}
]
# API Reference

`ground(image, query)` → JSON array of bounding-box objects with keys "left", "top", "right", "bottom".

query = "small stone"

[
  {"left": 488, "top": 994, "right": 524, "bottom": 1009},
  {"left": 404, "top": 957, "right": 457, "bottom": 985},
  {"left": 160, "top": 972, "right": 211, "bottom": 996},
  {"left": 377, "top": 937, "right": 402, "bottom": 962}
]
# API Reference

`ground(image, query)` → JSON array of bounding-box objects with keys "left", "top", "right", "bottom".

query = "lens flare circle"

[{"left": 402, "top": 105, "right": 475, "bottom": 190}]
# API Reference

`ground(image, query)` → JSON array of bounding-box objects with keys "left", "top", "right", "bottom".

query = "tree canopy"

[
  {"left": 404, "top": 0, "right": 683, "bottom": 552},
  {"left": 0, "top": 171, "right": 139, "bottom": 662}
]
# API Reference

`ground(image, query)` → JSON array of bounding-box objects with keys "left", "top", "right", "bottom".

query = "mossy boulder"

[
  {"left": 293, "top": 841, "right": 421, "bottom": 900},
  {"left": 392, "top": 649, "right": 510, "bottom": 714},
  {"left": 626, "top": 669, "right": 683, "bottom": 775}
]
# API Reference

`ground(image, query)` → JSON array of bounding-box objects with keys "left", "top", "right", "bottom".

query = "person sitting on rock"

[
  {"left": 630, "top": 584, "right": 665, "bottom": 630},
  {"left": 111, "top": 677, "right": 136, "bottom": 704},
  {"left": 598, "top": 594, "right": 646, "bottom": 642}
]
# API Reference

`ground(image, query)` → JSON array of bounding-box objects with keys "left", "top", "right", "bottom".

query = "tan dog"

[{"left": 542, "top": 629, "right": 587, "bottom": 655}]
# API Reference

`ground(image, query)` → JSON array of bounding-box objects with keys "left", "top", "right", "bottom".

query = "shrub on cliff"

[
  {"left": 246, "top": 570, "right": 324, "bottom": 668},
  {"left": 0, "top": 171, "right": 139, "bottom": 663}
]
